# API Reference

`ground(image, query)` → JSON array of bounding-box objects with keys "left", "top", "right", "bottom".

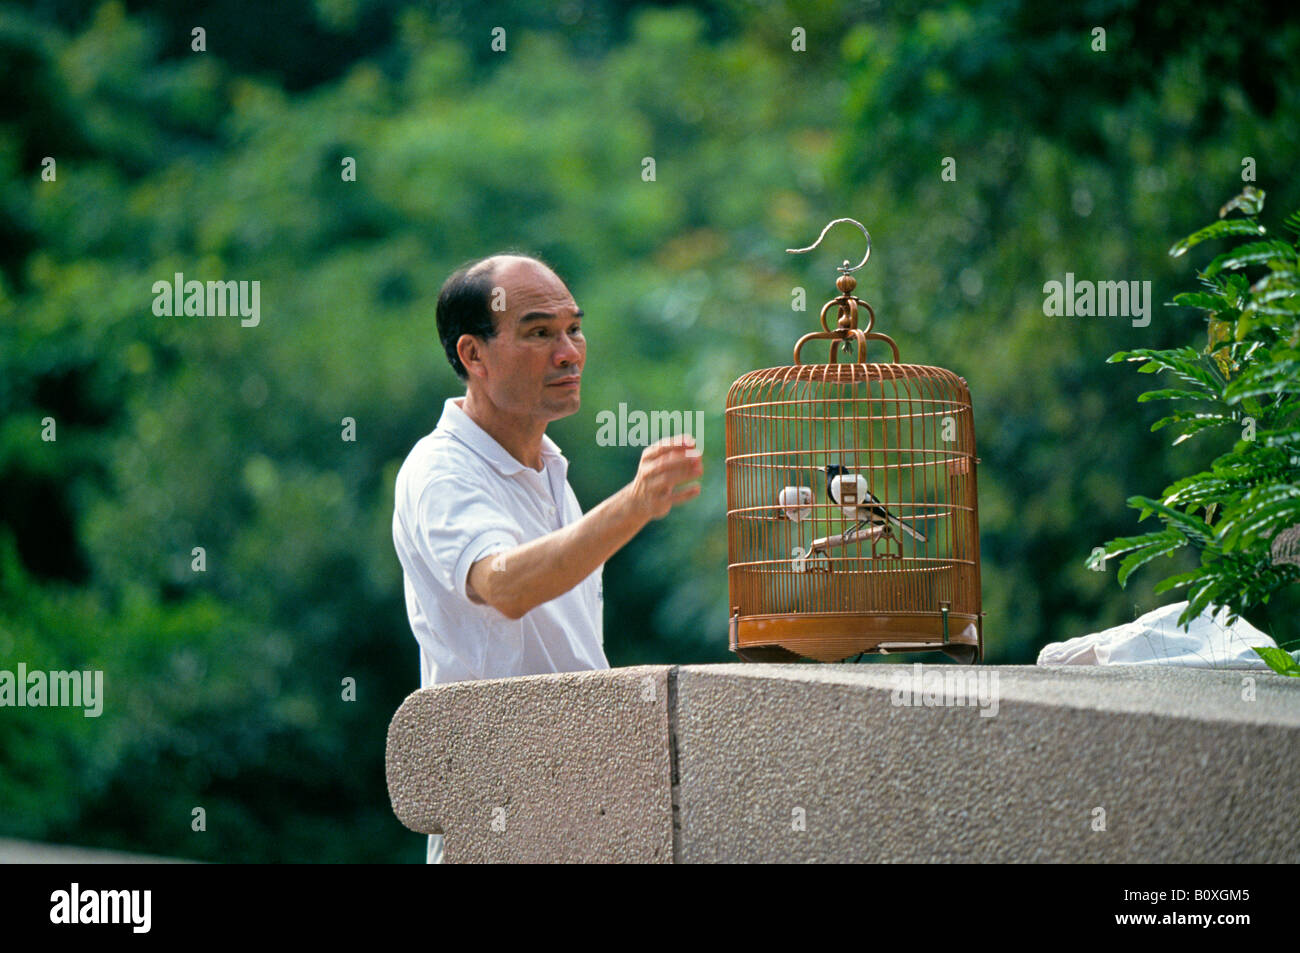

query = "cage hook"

[{"left": 786, "top": 217, "right": 872, "bottom": 274}]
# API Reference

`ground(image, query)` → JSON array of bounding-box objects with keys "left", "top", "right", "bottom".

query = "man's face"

[{"left": 463, "top": 257, "right": 586, "bottom": 422}]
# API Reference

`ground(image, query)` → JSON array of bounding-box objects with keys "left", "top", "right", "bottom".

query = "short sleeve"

[{"left": 413, "top": 474, "right": 523, "bottom": 606}]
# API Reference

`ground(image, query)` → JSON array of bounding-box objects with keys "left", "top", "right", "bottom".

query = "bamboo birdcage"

[{"left": 726, "top": 219, "right": 984, "bottom": 664}]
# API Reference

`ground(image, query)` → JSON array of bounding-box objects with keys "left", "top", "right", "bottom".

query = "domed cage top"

[{"left": 725, "top": 219, "right": 983, "bottom": 664}]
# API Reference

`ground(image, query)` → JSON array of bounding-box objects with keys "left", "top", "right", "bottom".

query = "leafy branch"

[{"left": 1087, "top": 187, "right": 1300, "bottom": 673}]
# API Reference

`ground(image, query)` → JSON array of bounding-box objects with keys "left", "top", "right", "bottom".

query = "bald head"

[
  {"left": 465, "top": 254, "right": 547, "bottom": 282},
  {"left": 435, "top": 249, "right": 585, "bottom": 427},
  {"left": 436, "top": 252, "right": 558, "bottom": 381}
]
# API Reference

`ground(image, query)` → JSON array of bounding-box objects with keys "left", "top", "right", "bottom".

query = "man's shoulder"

[{"left": 396, "top": 428, "right": 493, "bottom": 499}]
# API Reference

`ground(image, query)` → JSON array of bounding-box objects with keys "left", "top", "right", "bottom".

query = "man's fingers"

[
  {"left": 649, "top": 456, "right": 702, "bottom": 484},
  {"left": 643, "top": 434, "right": 698, "bottom": 458},
  {"left": 645, "top": 443, "right": 702, "bottom": 471},
  {"left": 669, "top": 483, "right": 702, "bottom": 504},
  {"left": 634, "top": 434, "right": 702, "bottom": 518}
]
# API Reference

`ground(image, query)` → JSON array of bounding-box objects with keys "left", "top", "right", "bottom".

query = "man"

[{"left": 391, "top": 253, "right": 703, "bottom": 863}]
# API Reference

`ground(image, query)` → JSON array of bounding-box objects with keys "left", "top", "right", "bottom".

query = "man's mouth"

[{"left": 548, "top": 377, "right": 581, "bottom": 388}]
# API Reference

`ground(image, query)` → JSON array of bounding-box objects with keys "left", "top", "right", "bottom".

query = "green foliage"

[
  {"left": 1090, "top": 188, "right": 1300, "bottom": 666},
  {"left": 1254, "top": 645, "right": 1300, "bottom": 676}
]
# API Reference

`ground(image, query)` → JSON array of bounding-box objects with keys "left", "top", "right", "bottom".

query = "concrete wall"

[
  {"left": 386, "top": 667, "right": 673, "bottom": 862},
  {"left": 386, "top": 663, "right": 1300, "bottom": 863}
]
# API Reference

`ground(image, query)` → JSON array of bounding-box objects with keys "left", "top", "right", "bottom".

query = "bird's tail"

[{"left": 887, "top": 512, "right": 926, "bottom": 542}]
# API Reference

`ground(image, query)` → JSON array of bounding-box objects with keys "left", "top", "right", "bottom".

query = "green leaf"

[
  {"left": 1182, "top": 585, "right": 1219, "bottom": 624},
  {"left": 1252, "top": 646, "right": 1300, "bottom": 676},
  {"left": 1138, "top": 388, "right": 1217, "bottom": 403},
  {"left": 1219, "top": 187, "right": 1265, "bottom": 218},
  {"left": 1219, "top": 491, "right": 1300, "bottom": 549},
  {"left": 1204, "top": 240, "right": 1297, "bottom": 277},
  {"left": 1259, "top": 424, "right": 1300, "bottom": 448},
  {"left": 1112, "top": 346, "right": 1224, "bottom": 396},
  {"left": 1235, "top": 313, "right": 1257, "bottom": 341},
  {"left": 1169, "top": 219, "right": 1266, "bottom": 258},
  {"left": 1170, "top": 415, "right": 1234, "bottom": 444},
  {"left": 1211, "top": 446, "right": 1293, "bottom": 481},
  {"left": 1149, "top": 413, "right": 1195, "bottom": 433},
  {"left": 1250, "top": 270, "right": 1300, "bottom": 294},
  {"left": 1242, "top": 299, "right": 1300, "bottom": 318},
  {"left": 1150, "top": 410, "right": 1235, "bottom": 435},
  {"left": 1223, "top": 357, "right": 1300, "bottom": 402},
  {"left": 1162, "top": 473, "right": 1241, "bottom": 511},
  {"left": 1129, "top": 496, "right": 1156, "bottom": 521},
  {"left": 1153, "top": 569, "right": 1204, "bottom": 595},
  {"left": 1092, "top": 530, "right": 1177, "bottom": 561},
  {"left": 1225, "top": 273, "right": 1252, "bottom": 299},
  {"left": 1170, "top": 291, "right": 1227, "bottom": 311},
  {"left": 1132, "top": 497, "right": 1216, "bottom": 544},
  {"left": 1253, "top": 285, "right": 1300, "bottom": 307},
  {"left": 1117, "top": 533, "right": 1185, "bottom": 587}
]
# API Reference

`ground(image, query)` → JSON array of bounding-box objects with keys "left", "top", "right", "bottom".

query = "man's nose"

[{"left": 554, "top": 334, "right": 583, "bottom": 366}]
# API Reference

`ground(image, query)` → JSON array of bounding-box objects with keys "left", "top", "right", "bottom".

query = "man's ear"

[{"left": 457, "top": 334, "right": 486, "bottom": 379}]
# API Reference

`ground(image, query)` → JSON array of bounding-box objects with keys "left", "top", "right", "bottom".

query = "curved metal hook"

[{"left": 786, "top": 217, "right": 872, "bottom": 273}]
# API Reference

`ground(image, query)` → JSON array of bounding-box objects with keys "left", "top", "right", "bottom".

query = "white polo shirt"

[{"left": 392, "top": 396, "right": 608, "bottom": 687}]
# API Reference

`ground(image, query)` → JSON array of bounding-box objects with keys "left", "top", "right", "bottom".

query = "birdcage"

[{"left": 726, "top": 219, "right": 984, "bottom": 664}]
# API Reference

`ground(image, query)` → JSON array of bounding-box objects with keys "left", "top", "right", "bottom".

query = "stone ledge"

[
  {"left": 386, "top": 665, "right": 673, "bottom": 863},
  {"left": 386, "top": 663, "right": 1300, "bottom": 863}
]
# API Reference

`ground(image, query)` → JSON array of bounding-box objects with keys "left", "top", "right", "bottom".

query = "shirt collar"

[{"left": 437, "top": 396, "right": 566, "bottom": 478}]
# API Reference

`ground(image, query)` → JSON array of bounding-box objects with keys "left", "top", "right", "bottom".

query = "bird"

[
  {"left": 777, "top": 484, "right": 813, "bottom": 521},
  {"left": 823, "top": 464, "right": 926, "bottom": 542}
]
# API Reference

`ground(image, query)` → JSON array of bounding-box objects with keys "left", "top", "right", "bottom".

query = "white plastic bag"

[{"left": 1038, "top": 600, "right": 1282, "bottom": 669}]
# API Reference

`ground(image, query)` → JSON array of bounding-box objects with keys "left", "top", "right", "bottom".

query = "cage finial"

[
  {"left": 786, "top": 217, "right": 872, "bottom": 275},
  {"left": 787, "top": 217, "right": 899, "bottom": 365}
]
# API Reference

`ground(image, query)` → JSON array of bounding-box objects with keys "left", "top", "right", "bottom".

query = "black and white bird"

[{"left": 823, "top": 464, "right": 926, "bottom": 542}]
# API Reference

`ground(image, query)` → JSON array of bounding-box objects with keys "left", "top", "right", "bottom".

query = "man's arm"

[{"left": 467, "top": 434, "right": 703, "bottom": 620}]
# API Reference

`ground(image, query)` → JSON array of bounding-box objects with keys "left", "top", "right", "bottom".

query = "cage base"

[{"left": 731, "top": 611, "right": 981, "bottom": 663}]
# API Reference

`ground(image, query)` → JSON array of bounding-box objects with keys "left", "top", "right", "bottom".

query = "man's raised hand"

[{"left": 628, "top": 433, "right": 703, "bottom": 520}]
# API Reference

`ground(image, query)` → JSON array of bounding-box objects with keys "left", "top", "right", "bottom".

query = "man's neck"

[{"left": 458, "top": 391, "right": 546, "bottom": 472}]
